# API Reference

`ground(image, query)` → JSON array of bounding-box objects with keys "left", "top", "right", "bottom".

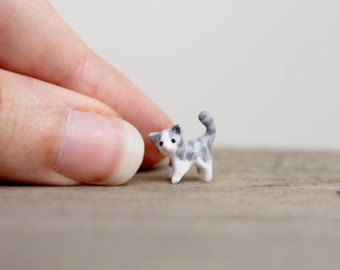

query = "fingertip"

[
  {"left": 55, "top": 111, "right": 144, "bottom": 186},
  {"left": 103, "top": 120, "right": 144, "bottom": 185}
]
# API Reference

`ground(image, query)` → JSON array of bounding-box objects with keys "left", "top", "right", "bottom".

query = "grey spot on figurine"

[{"left": 148, "top": 111, "right": 216, "bottom": 184}]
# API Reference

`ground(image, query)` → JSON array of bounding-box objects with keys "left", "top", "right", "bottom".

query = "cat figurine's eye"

[
  {"left": 171, "top": 139, "right": 176, "bottom": 143},
  {"left": 159, "top": 141, "right": 163, "bottom": 146}
]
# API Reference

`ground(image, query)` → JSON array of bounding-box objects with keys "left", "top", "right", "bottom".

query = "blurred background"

[{"left": 50, "top": 0, "right": 340, "bottom": 149}]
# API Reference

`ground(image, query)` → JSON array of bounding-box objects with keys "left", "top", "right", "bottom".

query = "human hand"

[{"left": 0, "top": 0, "right": 172, "bottom": 185}]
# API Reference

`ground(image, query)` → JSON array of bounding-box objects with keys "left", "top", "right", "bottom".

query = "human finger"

[
  {"left": 0, "top": 0, "right": 171, "bottom": 168},
  {"left": 0, "top": 69, "right": 143, "bottom": 185}
]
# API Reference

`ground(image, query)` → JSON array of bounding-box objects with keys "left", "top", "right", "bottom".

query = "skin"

[{"left": 0, "top": 0, "right": 172, "bottom": 184}]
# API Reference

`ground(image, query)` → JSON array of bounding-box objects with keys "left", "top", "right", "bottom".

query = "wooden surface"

[{"left": 1, "top": 148, "right": 340, "bottom": 270}]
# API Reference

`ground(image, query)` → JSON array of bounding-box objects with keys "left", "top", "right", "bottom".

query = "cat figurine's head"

[{"left": 149, "top": 124, "right": 183, "bottom": 156}]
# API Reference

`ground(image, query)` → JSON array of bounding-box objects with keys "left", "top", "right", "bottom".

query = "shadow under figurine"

[{"left": 148, "top": 111, "right": 215, "bottom": 184}]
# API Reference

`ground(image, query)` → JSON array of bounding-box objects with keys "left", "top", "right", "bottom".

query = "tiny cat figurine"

[{"left": 149, "top": 111, "right": 215, "bottom": 184}]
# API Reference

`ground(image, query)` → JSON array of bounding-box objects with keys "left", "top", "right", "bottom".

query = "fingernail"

[{"left": 55, "top": 110, "right": 144, "bottom": 185}]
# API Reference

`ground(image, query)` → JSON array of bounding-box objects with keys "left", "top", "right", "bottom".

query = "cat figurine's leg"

[
  {"left": 166, "top": 165, "right": 174, "bottom": 179},
  {"left": 201, "top": 163, "right": 212, "bottom": 182},
  {"left": 196, "top": 159, "right": 213, "bottom": 182},
  {"left": 166, "top": 159, "right": 174, "bottom": 179},
  {"left": 171, "top": 159, "right": 192, "bottom": 184}
]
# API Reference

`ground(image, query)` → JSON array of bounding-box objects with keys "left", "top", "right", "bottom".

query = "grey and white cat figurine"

[{"left": 149, "top": 111, "right": 215, "bottom": 184}]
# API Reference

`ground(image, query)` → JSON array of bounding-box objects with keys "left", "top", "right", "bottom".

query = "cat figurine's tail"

[{"left": 198, "top": 111, "right": 216, "bottom": 141}]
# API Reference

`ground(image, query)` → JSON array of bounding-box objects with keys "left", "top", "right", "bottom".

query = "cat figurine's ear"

[
  {"left": 148, "top": 132, "right": 160, "bottom": 145},
  {"left": 171, "top": 124, "right": 181, "bottom": 135}
]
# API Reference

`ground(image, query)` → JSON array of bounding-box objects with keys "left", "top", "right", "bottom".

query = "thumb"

[{"left": 0, "top": 70, "right": 144, "bottom": 185}]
